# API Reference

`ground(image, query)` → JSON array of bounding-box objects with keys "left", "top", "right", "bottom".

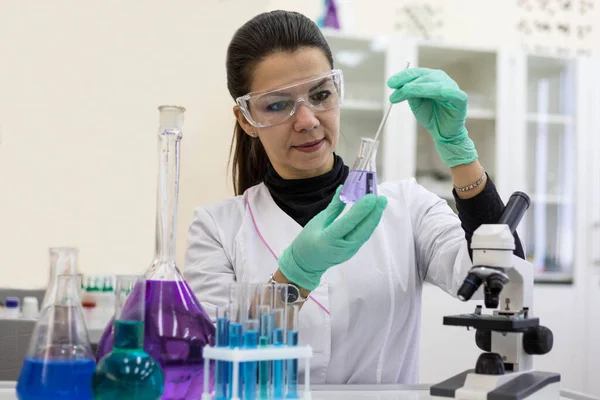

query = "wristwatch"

[{"left": 268, "top": 273, "right": 309, "bottom": 304}]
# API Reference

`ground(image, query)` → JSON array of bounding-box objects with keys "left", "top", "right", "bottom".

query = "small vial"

[{"left": 4, "top": 297, "right": 20, "bottom": 319}]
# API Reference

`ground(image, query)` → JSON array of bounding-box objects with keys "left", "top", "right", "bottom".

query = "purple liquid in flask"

[
  {"left": 96, "top": 106, "right": 215, "bottom": 399},
  {"left": 340, "top": 137, "right": 379, "bottom": 205}
]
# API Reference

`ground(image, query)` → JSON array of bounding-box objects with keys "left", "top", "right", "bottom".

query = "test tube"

[
  {"left": 228, "top": 283, "right": 243, "bottom": 399},
  {"left": 286, "top": 304, "right": 300, "bottom": 399},
  {"left": 258, "top": 284, "right": 273, "bottom": 399},
  {"left": 215, "top": 306, "right": 230, "bottom": 400},
  {"left": 272, "top": 307, "right": 286, "bottom": 399},
  {"left": 241, "top": 283, "right": 260, "bottom": 400}
]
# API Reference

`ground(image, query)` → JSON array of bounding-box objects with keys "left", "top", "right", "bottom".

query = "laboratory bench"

[{"left": 0, "top": 381, "right": 597, "bottom": 400}]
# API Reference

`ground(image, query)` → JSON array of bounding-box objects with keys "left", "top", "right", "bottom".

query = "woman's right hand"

[{"left": 278, "top": 186, "right": 388, "bottom": 291}]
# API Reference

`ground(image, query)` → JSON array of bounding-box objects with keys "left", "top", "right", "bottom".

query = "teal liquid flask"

[
  {"left": 16, "top": 274, "right": 95, "bottom": 400},
  {"left": 92, "top": 275, "right": 164, "bottom": 399}
]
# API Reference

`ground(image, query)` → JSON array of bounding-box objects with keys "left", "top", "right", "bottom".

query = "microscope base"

[{"left": 430, "top": 369, "right": 561, "bottom": 400}]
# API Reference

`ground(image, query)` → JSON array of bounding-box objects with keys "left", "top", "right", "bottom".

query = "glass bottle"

[
  {"left": 96, "top": 105, "right": 216, "bottom": 399},
  {"left": 16, "top": 275, "right": 95, "bottom": 400},
  {"left": 339, "top": 137, "right": 379, "bottom": 205},
  {"left": 41, "top": 247, "right": 81, "bottom": 310},
  {"left": 92, "top": 275, "right": 164, "bottom": 399}
]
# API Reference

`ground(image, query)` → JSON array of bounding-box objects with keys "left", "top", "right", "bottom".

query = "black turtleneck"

[{"left": 263, "top": 154, "right": 349, "bottom": 227}]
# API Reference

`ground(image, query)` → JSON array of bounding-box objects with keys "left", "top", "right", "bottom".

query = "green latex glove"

[
  {"left": 387, "top": 68, "right": 478, "bottom": 167},
  {"left": 278, "top": 187, "right": 388, "bottom": 291}
]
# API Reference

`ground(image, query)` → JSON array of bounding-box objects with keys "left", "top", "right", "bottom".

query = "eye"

[
  {"left": 310, "top": 90, "right": 332, "bottom": 103},
  {"left": 265, "top": 101, "right": 291, "bottom": 112}
]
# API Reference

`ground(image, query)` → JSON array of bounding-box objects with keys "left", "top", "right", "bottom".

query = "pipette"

[{"left": 362, "top": 61, "right": 411, "bottom": 170}]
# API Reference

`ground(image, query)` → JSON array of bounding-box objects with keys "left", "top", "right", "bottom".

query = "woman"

[{"left": 183, "top": 10, "right": 523, "bottom": 384}]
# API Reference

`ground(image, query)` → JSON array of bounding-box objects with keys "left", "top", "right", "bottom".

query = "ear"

[{"left": 233, "top": 106, "right": 257, "bottom": 138}]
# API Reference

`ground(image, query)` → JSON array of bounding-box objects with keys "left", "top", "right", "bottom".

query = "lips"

[{"left": 295, "top": 139, "right": 324, "bottom": 148}]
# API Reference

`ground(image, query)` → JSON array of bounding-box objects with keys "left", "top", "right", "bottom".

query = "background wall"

[{"left": 0, "top": 0, "right": 597, "bottom": 394}]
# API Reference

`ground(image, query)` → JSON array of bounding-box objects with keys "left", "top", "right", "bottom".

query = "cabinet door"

[
  {"left": 584, "top": 57, "right": 600, "bottom": 397},
  {"left": 522, "top": 56, "right": 577, "bottom": 283}
]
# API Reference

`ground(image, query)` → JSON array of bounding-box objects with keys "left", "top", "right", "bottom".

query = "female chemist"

[{"left": 183, "top": 10, "right": 524, "bottom": 384}]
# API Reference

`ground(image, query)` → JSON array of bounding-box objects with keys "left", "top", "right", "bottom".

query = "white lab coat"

[{"left": 183, "top": 178, "right": 472, "bottom": 384}]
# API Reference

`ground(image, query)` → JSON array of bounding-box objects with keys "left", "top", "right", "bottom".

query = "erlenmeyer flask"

[
  {"left": 340, "top": 137, "right": 379, "bottom": 204},
  {"left": 96, "top": 105, "right": 216, "bottom": 399},
  {"left": 92, "top": 275, "right": 164, "bottom": 399},
  {"left": 16, "top": 275, "right": 95, "bottom": 400},
  {"left": 41, "top": 247, "right": 81, "bottom": 310}
]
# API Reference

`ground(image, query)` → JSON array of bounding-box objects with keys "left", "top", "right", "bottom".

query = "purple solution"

[
  {"left": 339, "top": 170, "right": 378, "bottom": 204},
  {"left": 96, "top": 279, "right": 216, "bottom": 400}
]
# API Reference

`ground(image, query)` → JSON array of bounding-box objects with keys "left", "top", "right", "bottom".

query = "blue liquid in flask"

[{"left": 17, "top": 358, "right": 96, "bottom": 400}]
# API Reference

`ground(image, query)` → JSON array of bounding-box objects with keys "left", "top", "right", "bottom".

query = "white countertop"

[{"left": 1, "top": 382, "right": 596, "bottom": 400}]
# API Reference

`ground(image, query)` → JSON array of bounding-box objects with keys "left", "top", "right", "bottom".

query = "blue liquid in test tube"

[
  {"left": 229, "top": 323, "right": 243, "bottom": 399},
  {"left": 259, "top": 311, "right": 273, "bottom": 399},
  {"left": 215, "top": 316, "right": 229, "bottom": 400},
  {"left": 272, "top": 328, "right": 285, "bottom": 399},
  {"left": 286, "top": 330, "right": 299, "bottom": 399},
  {"left": 243, "top": 329, "right": 259, "bottom": 400}
]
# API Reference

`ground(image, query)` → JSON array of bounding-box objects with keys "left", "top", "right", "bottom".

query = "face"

[{"left": 234, "top": 47, "right": 340, "bottom": 180}]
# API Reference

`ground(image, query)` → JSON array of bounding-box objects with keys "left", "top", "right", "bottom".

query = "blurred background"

[{"left": 0, "top": 0, "right": 599, "bottom": 395}]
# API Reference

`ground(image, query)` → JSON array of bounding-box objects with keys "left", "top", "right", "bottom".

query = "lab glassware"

[
  {"left": 96, "top": 106, "right": 216, "bottom": 399},
  {"left": 16, "top": 275, "right": 95, "bottom": 400},
  {"left": 41, "top": 247, "right": 81, "bottom": 310},
  {"left": 215, "top": 307, "right": 230, "bottom": 400},
  {"left": 241, "top": 284, "right": 260, "bottom": 400},
  {"left": 286, "top": 304, "right": 300, "bottom": 399},
  {"left": 228, "top": 284, "right": 243, "bottom": 400},
  {"left": 272, "top": 307, "right": 286, "bottom": 399},
  {"left": 339, "top": 137, "right": 379, "bottom": 205},
  {"left": 92, "top": 275, "right": 164, "bottom": 399}
]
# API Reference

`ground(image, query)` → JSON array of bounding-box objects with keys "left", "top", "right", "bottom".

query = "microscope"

[{"left": 430, "top": 192, "right": 561, "bottom": 400}]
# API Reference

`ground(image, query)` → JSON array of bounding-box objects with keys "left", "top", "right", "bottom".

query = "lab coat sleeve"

[
  {"left": 407, "top": 180, "right": 472, "bottom": 297},
  {"left": 183, "top": 206, "right": 236, "bottom": 322}
]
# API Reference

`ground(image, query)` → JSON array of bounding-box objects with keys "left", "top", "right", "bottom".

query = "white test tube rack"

[{"left": 201, "top": 344, "right": 314, "bottom": 400}]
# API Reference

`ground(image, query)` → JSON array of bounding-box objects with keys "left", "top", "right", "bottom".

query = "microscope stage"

[{"left": 443, "top": 314, "right": 539, "bottom": 332}]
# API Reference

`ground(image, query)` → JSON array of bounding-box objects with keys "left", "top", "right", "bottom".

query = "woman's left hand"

[{"left": 387, "top": 68, "right": 478, "bottom": 168}]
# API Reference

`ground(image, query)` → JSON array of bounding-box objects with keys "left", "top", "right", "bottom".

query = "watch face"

[{"left": 285, "top": 284, "right": 300, "bottom": 304}]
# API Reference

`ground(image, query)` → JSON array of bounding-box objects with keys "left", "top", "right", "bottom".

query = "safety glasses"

[{"left": 236, "top": 69, "right": 344, "bottom": 128}]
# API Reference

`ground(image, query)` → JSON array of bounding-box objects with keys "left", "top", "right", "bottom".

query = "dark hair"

[{"left": 226, "top": 10, "right": 334, "bottom": 195}]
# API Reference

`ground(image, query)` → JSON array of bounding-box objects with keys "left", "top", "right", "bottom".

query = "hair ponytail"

[{"left": 229, "top": 121, "right": 269, "bottom": 196}]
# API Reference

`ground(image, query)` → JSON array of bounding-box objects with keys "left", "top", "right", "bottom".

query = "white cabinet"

[{"left": 323, "top": 30, "right": 596, "bottom": 284}]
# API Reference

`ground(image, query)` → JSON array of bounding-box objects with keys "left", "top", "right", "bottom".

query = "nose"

[{"left": 292, "top": 101, "right": 319, "bottom": 132}]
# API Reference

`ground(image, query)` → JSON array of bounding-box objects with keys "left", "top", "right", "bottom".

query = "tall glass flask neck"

[
  {"left": 152, "top": 105, "right": 185, "bottom": 277},
  {"left": 42, "top": 247, "right": 80, "bottom": 309},
  {"left": 113, "top": 275, "right": 145, "bottom": 350}
]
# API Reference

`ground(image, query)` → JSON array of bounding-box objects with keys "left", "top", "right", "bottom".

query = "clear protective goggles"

[{"left": 236, "top": 69, "right": 344, "bottom": 128}]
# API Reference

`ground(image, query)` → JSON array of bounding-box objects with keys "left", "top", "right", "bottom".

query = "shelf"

[
  {"left": 467, "top": 108, "right": 496, "bottom": 120},
  {"left": 534, "top": 271, "right": 573, "bottom": 284},
  {"left": 530, "top": 195, "right": 573, "bottom": 205},
  {"left": 527, "top": 113, "right": 574, "bottom": 124},
  {"left": 342, "top": 100, "right": 383, "bottom": 112}
]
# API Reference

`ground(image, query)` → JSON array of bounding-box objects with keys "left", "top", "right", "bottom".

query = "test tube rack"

[{"left": 201, "top": 344, "right": 314, "bottom": 400}]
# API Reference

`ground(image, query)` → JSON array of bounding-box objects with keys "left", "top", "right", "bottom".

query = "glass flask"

[
  {"left": 92, "top": 275, "right": 164, "bottom": 399},
  {"left": 16, "top": 275, "right": 95, "bottom": 400},
  {"left": 41, "top": 247, "right": 81, "bottom": 310},
  {"left": 340, "top": 137, "right": 379, "bottom": 205},
  {"left": 96, "top": 105, "right": 216, "bottom": 399}
]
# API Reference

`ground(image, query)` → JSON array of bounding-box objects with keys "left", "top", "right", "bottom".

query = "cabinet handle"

[{"left": 593, "top": 221, "right": 600, "bottom": 266}]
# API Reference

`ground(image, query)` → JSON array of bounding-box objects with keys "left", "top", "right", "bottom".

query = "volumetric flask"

[
  {"left": 17, "top": 275, "right": 95, "bottom": 400},
  {"left": 92, "top": 275, "right": 164, "bottom": 399},
  {"left": 340, "top": 137, "right": 379, "bottom": 205},
  {"left": 96, "top": 105, "right": 216, "bottom": 400}
]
